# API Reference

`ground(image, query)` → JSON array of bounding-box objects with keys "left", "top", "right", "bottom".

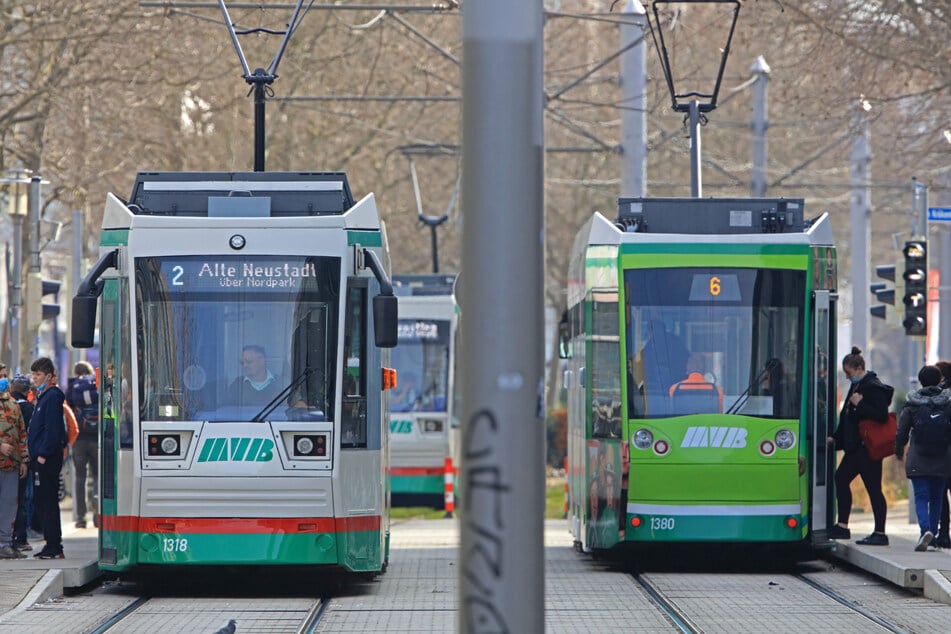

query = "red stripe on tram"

[
  {"left": 101, "top": 515, "right": 380, "bottom": 534},
  {"left": 389, "top": 466, "right": 445, "bottom": 476}
]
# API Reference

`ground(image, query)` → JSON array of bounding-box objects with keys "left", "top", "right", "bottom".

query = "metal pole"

[
  {"left": 73, "top": 208, "right": 85, "bottom": 365},
  {"left": 912, "top": 180, "right": 927, "bottom": 369},
  {"left": 429, "top": 225, "right": 440, "bottom": 273},
  {"left": 27, "top": 176, "right": 41, "bottom": 361},
  {"left": 689, "top": 99, "right": 702, "bottom": 197},
  {"left": 620, "top": 0, "right": 647, "bottom": 198},
  {"left": 253, "top": 72, "right": 267, "bottom": 172},
  {"left": 460, "top": 1, "right": 544, "bottom": 632},
  {"left": 750, "top": 55, "right": 770, "bottom": 198},
  {"left": 10, "top": 213, "right": 22, "bottom": 373},
  {"left": 940, "top": 226, "right": 951, "bottom": 361},
  {"left": 849, "top": 100, "right": 870, "bottom": 356}
]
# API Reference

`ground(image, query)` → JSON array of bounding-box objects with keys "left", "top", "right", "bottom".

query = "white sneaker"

[{"left": 916, "top": 531, "right": 934, "bottom": 552}]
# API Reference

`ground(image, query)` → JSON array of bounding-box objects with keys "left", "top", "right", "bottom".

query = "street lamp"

[
  {"left": 646, "top": 0, "right": 740, "bottom": 197},
  {"left": 2, "top": 169, "right": 31, "bottom": 373}
]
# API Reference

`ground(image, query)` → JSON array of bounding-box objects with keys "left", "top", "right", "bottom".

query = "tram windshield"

[
  {"left": 135, "top": 255, "right": 341, "bottom": 423},
  {"left": 390, "top": 319, "right": 450, "bottom": 413},
  {"left": 624, "top": 267, "right": 805, "bottom": 420}
]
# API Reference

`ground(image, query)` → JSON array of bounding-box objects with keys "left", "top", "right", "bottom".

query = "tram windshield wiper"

[
  {"left": 724, "top": 358, "right": 780, "bottom": 415},
  {"left": 251, "top": 367, "right": 313, "bottom": 422}
]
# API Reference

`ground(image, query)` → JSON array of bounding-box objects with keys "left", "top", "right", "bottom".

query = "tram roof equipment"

[
  {"left": 615, "top": 197, "right": 807, "bottom": 235},
  {"left": 125, "top": 171, "right": 356, "bottom": 217},
  {"left": 393, "top": 274, "right": 457, "bottom": 297}
]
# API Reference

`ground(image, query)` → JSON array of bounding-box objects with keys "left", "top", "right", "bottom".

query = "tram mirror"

[
  {"left": 71, "top": 295, "right": 98, "bottom": 348},
  {"left": 373, "top": 294, "right": 398, "bottom": 348}
]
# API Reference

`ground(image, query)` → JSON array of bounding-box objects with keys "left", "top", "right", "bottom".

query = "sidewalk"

[
  {"left": 0, "top": 495, "right": 100, "bottom": 621},
  {"left": 838, "top": 497, "right": 951, "bottom": 604}
]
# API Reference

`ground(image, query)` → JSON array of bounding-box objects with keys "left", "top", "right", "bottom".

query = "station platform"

[
  {"left": 3, "top": 498, "right": 951, "bottom": 626},
  {"left": 0, "top": 496, "right": 99, "bottom": 621}
]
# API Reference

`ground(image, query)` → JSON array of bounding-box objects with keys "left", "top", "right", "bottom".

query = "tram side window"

[
  {"left": 341, "top": 285, "right": 367, "bottom": 448},
  {"left": 119, "top": 279, "right": 134, "bottom": 448}
]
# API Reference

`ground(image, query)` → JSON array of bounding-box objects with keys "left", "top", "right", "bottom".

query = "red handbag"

[{"left": 858, "top": 412, "right": 898, "bottom": 461}]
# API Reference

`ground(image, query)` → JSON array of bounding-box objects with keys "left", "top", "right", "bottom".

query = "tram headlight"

[
  {"left": 296, "top": 436, "right": 315, "bottom": 455},
  {"left": 293, "top": 434, "right": 327, "bottom": 457},
  {"left": 160, "top": 436, "right": 179, "bottom": 455},
  {"left": 147, "top": 434, "right": 182, "bottom": 457},
  {"left": 775, "top": 429, "right": 796, "bottom": 450},
  {"left": 420, "top": 419, "right": 444, "bottom": 433},
  {"left": 633, "top": 428, "right": 653, "bottom": 450}
]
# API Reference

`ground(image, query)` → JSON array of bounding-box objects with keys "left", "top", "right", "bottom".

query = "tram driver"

[{"left": 230, "top": 345, "right": 283, "bottom": 408}]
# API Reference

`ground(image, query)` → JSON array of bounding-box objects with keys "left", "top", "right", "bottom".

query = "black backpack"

[
  {"left": 912, "top": 400, "right": 951, "bottom": 457},
  {"left": 70, "top": 378, "right": 99, "bottom": 435}
]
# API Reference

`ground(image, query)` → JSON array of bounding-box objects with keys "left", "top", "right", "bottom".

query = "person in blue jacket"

[{"left": 27, "top": 357, "right": 66, "bottom": 559}]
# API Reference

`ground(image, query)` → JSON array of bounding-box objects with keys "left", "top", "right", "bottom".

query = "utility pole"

[
  {"left": 24, "top": 175, "right": 42, "bottom": 362},
  {"left": 460, "top": 1, "right": 545, "bottom": 632},
  {"left": 850, "top": 99, "right": 871, "bottom": 356},
  {"left": 750, "top": 55, "right": 770, "bottom": 197},
  {"left": 909, "top": 179, "right": 927, "bottom": 371},
  {"left": 620, "top": 0, "right": 647, "bottom": 198},
  {"left": 73, "top": 208, "right": 85, "bottom": 365}
]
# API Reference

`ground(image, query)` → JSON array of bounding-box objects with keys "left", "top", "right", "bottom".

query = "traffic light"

[
  {"left": 25, "top": 273, "right": 61, "bottom": 331},
  {"left": 42, "top": 279, "right": 61, "bottom": 321},
  {"left": 901, "top": 239, "right": 927, "bottom": 336},
  {"left": 869, "top": 263, "right": 903, "bottom": 326}
]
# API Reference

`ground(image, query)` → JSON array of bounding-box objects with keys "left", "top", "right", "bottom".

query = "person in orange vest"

[{"left": 669, "top": 353, "right": 723, "bottom": 412}]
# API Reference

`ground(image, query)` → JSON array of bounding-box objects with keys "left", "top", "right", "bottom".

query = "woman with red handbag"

[{"left": 827, "top": 346, "right": 895, "bottom": 545}]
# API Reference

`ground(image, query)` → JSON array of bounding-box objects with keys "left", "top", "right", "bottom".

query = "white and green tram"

[
  {"left": 72, "top": 171, "right": 398, "bottom": 573},
  {"left": 389, "top": 274, "right": 460, "bottom": 508},
  {"left": 563, "top": 197, "right": 837, "bottom": 553}
]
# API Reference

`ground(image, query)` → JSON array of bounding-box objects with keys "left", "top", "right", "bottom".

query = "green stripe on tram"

[
  {"left": 391, "top": 474, "right": 444, "bottom": 495},
  {"left": 347, "top": 231, "right": 383, "bottom": 247},
  {"left": 102, "top": 530, "right": 383, "bottom": 572},
  {"left": 625, "top": 512, "right": 806, "bottom": 542},
  {"left": 100, "top": 229, "right": 129, "bottom": 247}
]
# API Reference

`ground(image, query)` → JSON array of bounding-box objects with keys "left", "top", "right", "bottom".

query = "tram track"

[
  {"left": 633, "top": 570, "right": 912, "bottom": 633},
  {"left": 85, "top": 594, "right": 331, "bottom": 633},
  {"left": 633, "top": 574, "right": 700, "bottom": 633},
  {"left": 795, "top": 574, "right": 909, "bottom": 634}
]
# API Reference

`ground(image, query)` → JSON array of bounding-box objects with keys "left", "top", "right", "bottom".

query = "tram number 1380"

[
  {"left": 650, "top": 517, "right": 676, "bottom": 531},
  {"left": 163, "top": 538, "right": 189, "bottom": 553}
]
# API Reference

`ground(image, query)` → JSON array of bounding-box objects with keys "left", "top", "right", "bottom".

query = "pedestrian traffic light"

[{"left": 901, "top": 239, "right": 927, "bottom": 337}]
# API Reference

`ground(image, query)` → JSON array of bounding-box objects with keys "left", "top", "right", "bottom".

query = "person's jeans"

[
  {"left": 34, "top": 456, "right": 64, "bottom": 552},
  {"left": 912, "top": 475, "right": 945, "bottom": 535},
  {"left": 72, "top": 437, "right": 98, "bottom": 522},
  {"left": 0, "top": 470, "right": 19, "bottom": 544}
]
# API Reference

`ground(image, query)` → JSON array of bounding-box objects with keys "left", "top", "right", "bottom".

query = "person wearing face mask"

[
  {"left": 27, "top": 357, "right": 67, "bottom": 559},
  {"left": 827, "top": 346, "right": 895, "bottom": 546},
  {"left": 10, "top": 374, "right": 34, "bottom": 553},
  {"left": 0, "top": 375, "right": 28, "bottom": 558}
]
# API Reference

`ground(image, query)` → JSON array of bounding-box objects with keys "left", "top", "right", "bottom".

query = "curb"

[
  {"left": 4, "top": 569, "right": 63, "bottom": 618},
  {"left": 924, "top": 570, "right": 951, "bottom": 604}
]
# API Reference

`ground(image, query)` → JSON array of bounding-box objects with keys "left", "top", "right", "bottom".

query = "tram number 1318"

[
  {"left": 650, "top": 517, "right": 676, "bottom": 531},
  {"left": 163, "top": 537, "right": 189, "bottom": 553}
]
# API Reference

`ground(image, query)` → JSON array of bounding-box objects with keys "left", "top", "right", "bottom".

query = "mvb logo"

[
  {"left": 197, "top": 437, "right": 274, "bottom": 462},
  {"left": 681, "top": 426, "right": 747, "bottom": 449},
  {"left": 389, "top": 420, "right": 413, "bottom": 434}
]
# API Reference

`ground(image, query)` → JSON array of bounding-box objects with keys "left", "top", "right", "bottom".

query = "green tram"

[{"left": 562, "top": 197, "right": 837, "bottom": 552}]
